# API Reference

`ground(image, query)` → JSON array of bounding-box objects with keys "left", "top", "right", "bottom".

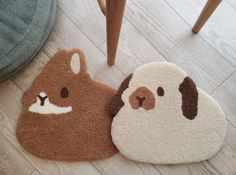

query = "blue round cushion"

[{"left": 0, "top": 0, "right": 56, "bottom": 82}]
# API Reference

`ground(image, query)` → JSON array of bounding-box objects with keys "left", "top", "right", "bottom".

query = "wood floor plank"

[
  {"left": 57, "top": 0, "right": 126, "bottom": 48},
  {"left": 212, "top": 72, "right": 236, "bottom": 163},
  {"left": 99, "top": 20, "right": 166, "bottom": 75},
  {"left": 57, "top": 0, "right": 106, "bottom": 46},
  {"left": 0, "top": 80, "right": 23, "bottom": 126},
  {"left": 196, "top": 71, "right": 236, "bottom": 175},
  {"left": 30, "top": 170, "right": 42, "bottom": 175},
  {"left": 91, "top": 154, "right": 146, "bottom": 175},
  {"left": 226, "top": 0, "right": 236, "bottom": 10},
  {"left": 208, "top": 143, "right": 236, "bottom": 175},
  {"left": 0, "top": 133, "right": 35, "bottom": 175},
  {"left": 125, "top": 0, "right": 235, "bottom": 93},
  {"left": 12, "top": 51, "right": 50, "bottom": 92},
  {"left": 136, "top": 163, "right": 162, "bottom": 175},
  {"left": 212, "top": 71, "right": 236, "bottom": 127},
  {"left": 225, "top": 122, "right": 236, "bottom": 152},
  {"left": 154, "top": 162, "right": 221, "bottom": 175},
  {"left": 164, "top": 0, "right": 236, "bottom": 67}
]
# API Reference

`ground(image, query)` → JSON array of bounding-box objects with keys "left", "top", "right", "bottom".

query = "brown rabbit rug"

[
  {"left": 109, "top": 62, "right": 226, "bottom": 164},
  {"left": 16, "top": 49, "right": 118, "bottom": 161}
]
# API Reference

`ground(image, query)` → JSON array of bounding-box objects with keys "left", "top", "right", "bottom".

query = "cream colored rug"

[{"left": 109, "top": 62, "right": 226, "bottom": 164}]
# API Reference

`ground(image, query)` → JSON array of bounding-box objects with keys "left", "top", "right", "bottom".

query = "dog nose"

[
  {"left": 37, "top": 92, "right": 48, "bottom": 106},
  {"left": 129, "top": 87, "right": 155, "bottom": 110},
  {"left": 136, "top": 96, "right": 146, "bottom": 107}
]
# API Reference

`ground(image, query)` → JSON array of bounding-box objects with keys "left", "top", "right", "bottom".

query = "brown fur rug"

[{"left": 16, "top": 49, "right": 118, "bottom": 161}]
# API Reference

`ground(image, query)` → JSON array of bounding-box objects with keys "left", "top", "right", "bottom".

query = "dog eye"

[
  {"left": 157, "top": 87, "right": 164, "bottom": 96},
  {"left": 60, "top": 87, "right": 69, "bottom": 98}
]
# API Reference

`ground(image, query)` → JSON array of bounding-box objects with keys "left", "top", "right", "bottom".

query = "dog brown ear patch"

[
  {"left": 179, "top": 76, "right": 198, "bottom": 120},
  {"left": 129, "top": 87, "right": 155, "bottom": 110},
  {"left": 108, "top": 74, "right": 133, "bottom": 116},
  {"left": 16, "top": 49, "right": 118, "bottom": 161}
]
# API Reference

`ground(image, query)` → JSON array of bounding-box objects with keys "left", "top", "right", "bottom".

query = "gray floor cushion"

[{"left": 0, "top": 0, "right": 56, "bottom": 82}]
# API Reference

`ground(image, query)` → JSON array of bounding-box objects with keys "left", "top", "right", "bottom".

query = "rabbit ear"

[
  {"left": 70, "top": 49, "right": 87, "bottom": 75},
  {"left": 179, "top": 76, "right": 198, "bottom": 120}
]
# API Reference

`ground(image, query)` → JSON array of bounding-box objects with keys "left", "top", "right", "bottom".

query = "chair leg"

[
  {"left": 106, "top": 0, "right": 126, "bottom": 66},
  {"left": 192, "top": 0, "right": 221, "bottom": 33}
]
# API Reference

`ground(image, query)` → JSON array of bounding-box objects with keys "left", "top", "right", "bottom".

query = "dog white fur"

[{"left": 111, "top": 62, "right": 226, "bottom": 164}]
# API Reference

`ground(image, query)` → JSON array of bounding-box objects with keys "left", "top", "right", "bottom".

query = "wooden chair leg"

[
  {"left": 192, "top": 0, "right": 221, "bottom": 33},
  {"left": 106, "top": 0, "right": 126, "bottom": 66}
]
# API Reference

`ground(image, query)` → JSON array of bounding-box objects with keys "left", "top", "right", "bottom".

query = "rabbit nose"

[
  {"left": 37, "top": 92, "right": 48, "bottom": 106},
  {"left": 136, "top": 96, "right": 146, "bottom": 107}
]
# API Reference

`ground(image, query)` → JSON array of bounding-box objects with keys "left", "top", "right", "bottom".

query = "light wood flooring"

[{"left": 0, "top": 0, "right": 236, "bottom": 174}]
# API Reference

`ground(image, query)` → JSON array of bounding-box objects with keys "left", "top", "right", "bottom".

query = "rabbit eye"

[
  {"left": 157, "top": 87, "right": 164, "bottom": 96},
  {"left": 60, "top": 87, "right": 69, "bottom": 98}
]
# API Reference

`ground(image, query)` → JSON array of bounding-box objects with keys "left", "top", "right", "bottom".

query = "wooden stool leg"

[
  {"left": 192, "top": 0, "right": 221, "bottom": 33},
  {"left": 106, "top": 0, "right": 126, "bottom": 66}
]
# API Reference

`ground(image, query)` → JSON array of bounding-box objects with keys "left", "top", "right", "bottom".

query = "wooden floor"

[{"left": 1, "top": 0, "right": 236, "bottom": 174}]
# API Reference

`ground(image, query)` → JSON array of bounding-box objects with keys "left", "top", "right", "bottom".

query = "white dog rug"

[{"left": 109, "top": 62, "right": 226, "bottom": 164}]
